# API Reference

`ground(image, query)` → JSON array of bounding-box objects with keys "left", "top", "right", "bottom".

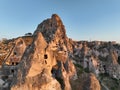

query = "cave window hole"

[
  {"left": 118, "top": 56, "right": 120, "bottom": 64},
  {"left": 12, "top": 62, "right": 14, "bottom": 65},
  {"left": 14, "top": 52, "right": 17, "bottom": 55},
  {"left": 45, "top": 60, "right": 47, "bottom": 64},
  {"left": 44, "top": 54, "right": 48, "bottom": 59},
  {"left": 16, "top": 62, "right": 19, "bottom": 65},
  {"left": 51, "top": 23, "right": 52, "bottom": 27},
  {"left": 11, "top": 69, "right": 14, "bottom": 73}
]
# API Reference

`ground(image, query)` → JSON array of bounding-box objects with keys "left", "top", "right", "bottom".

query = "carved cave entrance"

[{"left": 118, "top": 56, "right": 120, "bottom": 64}]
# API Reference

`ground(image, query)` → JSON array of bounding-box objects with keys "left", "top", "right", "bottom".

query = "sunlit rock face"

[
  {"left": 0, "top": 38, "right": 27, "bottom": 89},
  {"left": 34, "top": 14, "right": 65, "bottom": 43},
  {"left": 11, "top": 32, "right": 61, "bottom": 90},
  {"left": 89, "top": 73, "right": 101, "bottom": 90},
  {"left": 10, "top": 14, "right": 76, "bottom": 90},
  {"left": 1, "top": 14, "right": 120, "bottom": 90},
  {"left": 1, "top": 13, "right": 120, "bottom": 90},
  {"left": 4, "top": 38, "right": 26, "bottom": 65},
  {"left": 34, "top": 14, "right": 74, "bottom": 52}
]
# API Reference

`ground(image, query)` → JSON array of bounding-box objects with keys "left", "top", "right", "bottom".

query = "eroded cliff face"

[
  {"left": 72, "top": 41, "right": 120, "bottom": 90},
  {"left": 73, "top": 41, "right": 120, "bottom": 79},
  {"left": 1, "top": 14, "right": 120, "bottom": 90},
  {"left": 4, "top": 38, "right": 27, "bottom": 65},
  {"left": 11, "top": 32, "right": 61, "bottom": 90},
  {"left": 70, "top": 72, "right": 101, "bottom": 90},
  {"left": 6, "top": 14, "right": 76, "bottom": 90}
]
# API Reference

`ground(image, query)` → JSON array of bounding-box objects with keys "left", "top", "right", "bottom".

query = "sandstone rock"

[
  {"left": 1, "top": 14, "right": 120, "bottom": 90},
  {"left": 10, "top": 14, "right": 76, "bottom": 90},
  {"left": 70, "top": 73, "right": 101, "bottom": 90},
  {"left": 89, "top": 73, "right": 101, "bottom": 90},
  {"left": 11, "top": 32, "right": 61, "bottom": 90},
  {"left": 4, "top": 38, "right": 26, "bottom": 65}
]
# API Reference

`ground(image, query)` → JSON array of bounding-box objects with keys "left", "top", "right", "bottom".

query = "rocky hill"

[
  {"left": 0, "top": 36, "right": 33, "bottom": 65},
  {"left": 0, "top": 14, "right": 120, "bottom": 90}
]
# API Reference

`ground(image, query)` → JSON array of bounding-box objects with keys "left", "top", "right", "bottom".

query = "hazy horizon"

[{"left": 0, "top": 0, "right": 120, "bottom": 43}]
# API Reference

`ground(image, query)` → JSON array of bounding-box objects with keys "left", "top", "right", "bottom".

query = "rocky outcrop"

[
  {"left": 0, "top": 36, "right": 33, "bottom": 65},
  {"left": 4, "top": 38, "right": 27, "bottom": 65},
  {"left": 72, "top": 41, "right": 120, "bottom": 89},
  {"left": 72, "top": 41, "right": 120, "bottom": 79},
  {"left": 89, "top": 73, "right": 101, "bottom": 90},
  {"left": 11, "top": 32, "right": 61, "bottom": 90},
  {"left": 2, "top": 14, "right": 76, "bottom": 90},
  {"left": 0, "top": 38, "right": 27, "bottom": 89},
  {"left": 1, "top": 14, "right": 120, "bottom": 90},
  {"left": 70, "top": 73, "right": 101, "bottom": 90}
]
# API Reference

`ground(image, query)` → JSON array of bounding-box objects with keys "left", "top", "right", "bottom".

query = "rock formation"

[
  {"left": 72, "top": 41, "right": 120, "bottom": 90},
  {"left": 70, "top": 73, "right": 101, "bottom": 90},
  {"left": 0, "top": 14, "right": 120, "bottom": 90},
  {"left": 0, "top": 14, "right": 76, "bottom": 90},
  {"left": 4, "top": 38, "right": 26, "bottom": 65}
]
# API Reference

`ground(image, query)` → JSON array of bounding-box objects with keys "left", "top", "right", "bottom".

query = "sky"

[{"left": 0, "top": 0, "right": 120, "bottom": 43}]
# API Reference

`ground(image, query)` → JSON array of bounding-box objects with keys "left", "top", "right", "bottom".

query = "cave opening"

[
  {"left": 44, "top": 54, "right": 48, "bottom": 59},
  {"left": 118, "top": 56, "right": 120, "bottom": 64},
  {"left": 51, "top": 67, "right": 65, "bottom": 90},
  {"left": 103, "top": 65, "right": 106, "bottom": 72},
  {"left": 12, "top": 62, "right": 14, "bottom": 65},
  {"left": 45, "top": 60, "right": 47, "bottom": 64},
  {"left": 16, "top": 62, "right": 19, "bottom": 65},
  {"left": 11, "top": 69, "right": 14, "bottom": 73},
  {"left": 56, "top": 77, "right": 65, "bottom": 90},
  {"left": 14, "top": 51, "right": 17, "bottom": 55}
]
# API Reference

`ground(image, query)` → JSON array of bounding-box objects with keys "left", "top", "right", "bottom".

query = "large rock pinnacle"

[
  {"left": 34, "top": 14, "right": 66, "bottom": 43},
  {"left": 0, "top": 14, "right": 76, "bottom": 90},
  {"left": 1, "top": 14, "right": 120, "bottom": 90}
]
